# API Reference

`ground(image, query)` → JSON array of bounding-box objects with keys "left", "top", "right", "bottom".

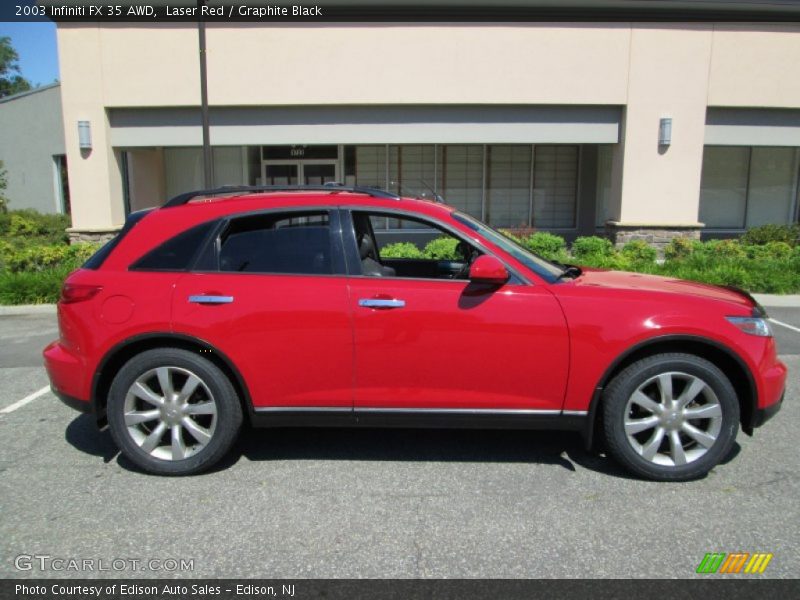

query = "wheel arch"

[
  {"left": 91, "top": 333, "right": 254, "bottom": 426},
  {"left": 584, "top": 335, "right": 757, "bottom": 450}
]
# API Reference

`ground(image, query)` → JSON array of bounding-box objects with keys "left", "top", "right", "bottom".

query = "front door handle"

[
  {"left": 358, "top": 298, "right": 406, "bottom": 309},
  {"left": 188, "top": 295, "right": 234, "bottom": 305}
]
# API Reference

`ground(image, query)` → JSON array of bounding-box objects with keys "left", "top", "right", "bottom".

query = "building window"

[
  {"left": 158, "top": 144, "right": 583, "bottom": 231},
  {"left": 344, "top": 143, "right": 580, "bottom": 231},
  {"left": 388, "top": 145, "right": 437, "bottom": 198},
  {"left": 485, "top": 145, "right": 532, "bottom": 228},
  {"left": 595, "top": 145, "right": 613, "bottom": 227},
  {"left": 52, "top": 155, "right": 70, "bottom": 215},
  {"left": 533, "top": 145, "right": 578, "bottom": 229},
  {"left": 699, "top": 146, "right": 799, "bottom": 229},
  {"left": 353, "top": 145, "right": 386, "bottom": 189},
  {"left": 439, "top": 145, "right": 483, "bottom": 219}
]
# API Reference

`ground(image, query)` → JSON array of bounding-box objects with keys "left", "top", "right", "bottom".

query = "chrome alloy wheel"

[
  {"left": 123, "top": 366, "right": 218, "bottom": 461},
  {"left": 623, "top": 371, "right": 723, "bottom": 467}
]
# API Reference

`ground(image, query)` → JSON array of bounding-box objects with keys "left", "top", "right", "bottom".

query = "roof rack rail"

[{"left": 163, "top": 184, "right": 400, "bottom": 208}]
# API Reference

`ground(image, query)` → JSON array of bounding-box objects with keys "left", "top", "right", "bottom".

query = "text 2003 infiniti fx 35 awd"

[{"left": 44, "top": 185, "right": 786, "bottom": 480}]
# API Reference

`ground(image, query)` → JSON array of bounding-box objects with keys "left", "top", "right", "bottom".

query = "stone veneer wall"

[
  {"left": 67, "top": 228, "right": 120, "bottom": 245},
  {"left": 604, "top": 222, "right": 702, "bottom": 253}
]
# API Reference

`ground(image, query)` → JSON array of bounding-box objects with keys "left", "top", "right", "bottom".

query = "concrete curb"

[
  {"left": 752, "top": 294, "right": 800, "bottom": 308},
  {"left": 0, "top": 304, "right": 57, "bottom": 316}
]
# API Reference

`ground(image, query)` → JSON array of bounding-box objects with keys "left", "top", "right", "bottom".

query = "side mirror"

[{"left": 468, "top": 255, "right": 509, "bottom": 285}]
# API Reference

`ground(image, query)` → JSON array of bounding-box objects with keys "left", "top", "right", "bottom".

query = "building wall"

[
  {"left": 56, "top": 23, "right": 800, "bottom": 232},
  {"left": 0, "top": 84, "right": 66, "bottom": 214}
]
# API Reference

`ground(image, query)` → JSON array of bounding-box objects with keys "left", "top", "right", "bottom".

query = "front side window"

[
  {"left": 352, "top": 211, "right": 479, "bottom": 280},
  {"left": 218, "top": 211, "right": 333, "bottom": 275}
]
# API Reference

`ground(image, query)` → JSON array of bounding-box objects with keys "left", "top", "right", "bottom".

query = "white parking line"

[
  {"left": 770, "top": 318, "right": 800, "bottom": 334},
  {"left": 0, "top": 386, "right": 50, "bottom": 415}
]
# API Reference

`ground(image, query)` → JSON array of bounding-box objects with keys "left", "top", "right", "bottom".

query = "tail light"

[{"left": 60, "top": 283, "right": 102, "bottom": 304}]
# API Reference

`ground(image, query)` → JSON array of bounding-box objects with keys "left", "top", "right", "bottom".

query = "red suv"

[{"left": 44, "top": 185, "right": 786, "bottom": 480}]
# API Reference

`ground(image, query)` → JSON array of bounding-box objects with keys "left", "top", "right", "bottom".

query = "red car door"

[
  {"left": 345, "top": 208, "right": 570, "bottom": 412},
  {"left": 171, "top": 209, "right": 353, "bottom": 409},
  {"left": 349, "top": 278, "right": 569, "bottom": 411}
]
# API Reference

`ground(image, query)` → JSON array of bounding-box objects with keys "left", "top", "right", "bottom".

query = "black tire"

[
  {"left": 107, "top": 348, "right": 243, "bottom": 476},
  {"left": 602, "top": 353, "right": 739, "bottom": 481}
]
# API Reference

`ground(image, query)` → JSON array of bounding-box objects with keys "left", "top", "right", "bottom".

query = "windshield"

[{"left": 451, "top": 212, "right": 565, "bottom": 282}]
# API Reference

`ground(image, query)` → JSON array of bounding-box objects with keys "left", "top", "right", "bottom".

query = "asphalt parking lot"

[{"left": 0, "top": 305, "right": 797, "bottom": 579}]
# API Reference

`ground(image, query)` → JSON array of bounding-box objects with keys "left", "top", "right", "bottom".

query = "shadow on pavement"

[
  {"left": 64, "top": 414, "right": 119, "bottom": 464},
  {"left": 64, "top": 414, "right": 741, "bottom": 481}
]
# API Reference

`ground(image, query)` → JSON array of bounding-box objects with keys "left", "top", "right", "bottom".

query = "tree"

[{"left": 0, "top": 37, "right": 32, "bottom": 98}]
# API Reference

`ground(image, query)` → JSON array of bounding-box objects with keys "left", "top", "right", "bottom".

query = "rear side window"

[
  {"left": 219, "top": 212, "right": 332, "bottom": 275},
  {"left": 131, "top": 221, "right": 217, "bottom": 271}
]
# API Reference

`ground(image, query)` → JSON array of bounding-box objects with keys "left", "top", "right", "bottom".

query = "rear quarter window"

[{"left": 130, "top": 221, "right": 217, "bottom": 271}]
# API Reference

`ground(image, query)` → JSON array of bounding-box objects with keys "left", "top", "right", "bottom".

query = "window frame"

[{"left": 340, "top": 207, "right": 529, "bottom": 285}]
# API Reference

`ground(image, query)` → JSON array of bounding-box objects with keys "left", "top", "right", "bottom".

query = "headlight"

[{"left": 726, "top": 316, "right": 772, "bottom": 337}]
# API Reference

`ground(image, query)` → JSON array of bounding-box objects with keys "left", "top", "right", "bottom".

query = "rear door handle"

[
  {"left": 358, "top": 298, "right": 405, "bottom": 309},
  {"left": 188, "top": 295, "right": 234, "bottom": 305}
]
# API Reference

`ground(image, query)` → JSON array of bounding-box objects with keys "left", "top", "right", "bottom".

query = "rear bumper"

[
  {"left": 53, "top": 388, "right": 93, "bottom": 414},
  {"left": 43, "top": 340, "right": 91, "bottom": 412}
]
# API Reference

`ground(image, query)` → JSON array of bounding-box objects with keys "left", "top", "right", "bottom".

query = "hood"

[{"left": 570, "top": 268, "right": 755, "bottom": 311}]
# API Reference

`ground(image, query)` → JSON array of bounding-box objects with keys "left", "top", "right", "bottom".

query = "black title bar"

[
  {"left": 5, "top": 0, "right": 800, "bottom": 22},
  {"left": 3, "top": 579, "right": 800, "bottom": 600}
]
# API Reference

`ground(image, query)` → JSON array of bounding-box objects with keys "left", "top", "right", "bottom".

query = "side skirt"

[{"left": 250, "top": 407, "right": 587, "bottom": 432}]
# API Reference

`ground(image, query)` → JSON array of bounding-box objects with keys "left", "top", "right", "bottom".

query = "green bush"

[
  {"left": 664, "top": 237, "right": 702, "bottom": 261},
  {"left": 0, "top": 209, "right": 70, "bottom": 244},
  {"left": 701, "top": 239, "right": 747, "bottom": 260},
  {"left": 522, "top": 232, "right": 567, "bottom": 261},
  {"left": 740, "top": 223, "right": 800, "bottom": 247},
  {"left": 744, "top": 241, "right": 793, "bottom": 261},
  {"left": 380, "top": 242, "right": 424, "bottom": 259},
  {"left": 422, "top": 237, "right": 460, "bottom": 260},
  {"left": 571, "top": 236, "right": 614, "bottom": 260},
  {"left": 3, "top": 242, "right": 98, "bottom": 273},
  {"left": 621, "top": 240, "right": 657, "bottom": 264}
]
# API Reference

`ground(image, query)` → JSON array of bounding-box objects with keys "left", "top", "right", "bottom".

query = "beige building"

[{"left": 56, "top": 20, "right": 800, "bottom": 244}]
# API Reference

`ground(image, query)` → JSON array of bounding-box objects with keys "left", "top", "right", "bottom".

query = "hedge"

[
  {"left": 379, "top": 223, "right": 800, "bottom": 294},
  {"left": 1, "top": 213, "right": 799, "bottom": 304}
]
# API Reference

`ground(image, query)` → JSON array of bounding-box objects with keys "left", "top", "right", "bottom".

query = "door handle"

[
  {"left": 358, "top": 298, "right": 405, "bottom": 309},
  {"left": 188, "top": 295, "right": 234, "bottom": 305}
]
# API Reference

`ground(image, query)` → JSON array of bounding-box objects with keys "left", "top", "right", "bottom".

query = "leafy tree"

[{"left": 0, "top": 37, "right": 32, "bottom": 98}]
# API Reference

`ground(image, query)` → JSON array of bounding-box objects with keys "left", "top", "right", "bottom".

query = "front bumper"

[{"left": 752, "top": 389, "right": 784, "bottom": 429}]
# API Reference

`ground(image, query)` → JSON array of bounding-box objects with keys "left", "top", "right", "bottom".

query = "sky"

[{"left": 0, "top": 22, "right": 59, "bottom": 87}]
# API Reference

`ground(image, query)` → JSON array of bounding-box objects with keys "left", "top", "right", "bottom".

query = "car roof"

[
  {"left": 101, "top": 191, "right": 457, "bottom": 271},
  {"left": 166, "top": 190, "right": 457, "bottom": 220}
]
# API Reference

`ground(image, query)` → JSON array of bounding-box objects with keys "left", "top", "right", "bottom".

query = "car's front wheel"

[
  {"left": 602, "top": 353, "right": 739, "bottom": 481},
  {"left": 107, "top": 348, "right": 243, "bottom": 475}
]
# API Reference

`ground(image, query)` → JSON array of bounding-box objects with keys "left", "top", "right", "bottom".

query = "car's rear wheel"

[
  {"left": 602, "top": 353, "right": 739, "bottom": 481},
  {"left": 107, "top": 348, "right": 243, "bottom": 475}
]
